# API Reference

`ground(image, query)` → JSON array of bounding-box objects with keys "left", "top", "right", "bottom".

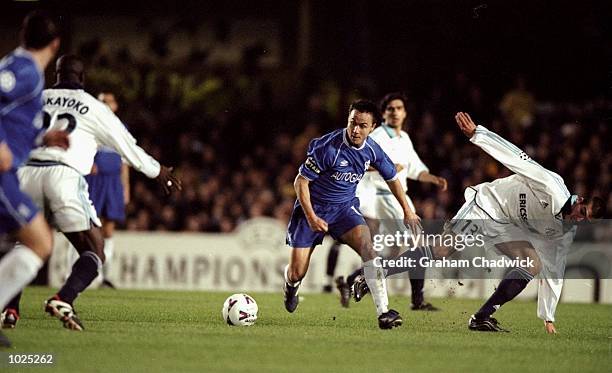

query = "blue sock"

[{"left": 57, "top": 251, "right": 102, "bottom": 304}]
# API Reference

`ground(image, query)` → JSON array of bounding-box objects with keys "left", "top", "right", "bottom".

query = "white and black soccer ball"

[{"left": 222, "top": 293, "right": 258, "bottom": 326}]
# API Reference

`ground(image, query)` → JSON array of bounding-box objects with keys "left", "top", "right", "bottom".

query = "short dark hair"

[
  {"left": 349, "top": 99, "right": 380, "bottom": 124},
  {"left": 379, "top": 92, "right": 408, "bottom": 114},
  {"left": 56, "top": 54, "right": 84, "bottom": 83},
  {"left": 20, "top": 11, "right": 59, "bottom": 50},
  {"left": 588, "top": 196, "right": 606, "bottom": 219}
]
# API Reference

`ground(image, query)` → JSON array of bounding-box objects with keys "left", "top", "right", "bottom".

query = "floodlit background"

[{"left": 1, "top": 0, "right": 610, "bottom": 296}]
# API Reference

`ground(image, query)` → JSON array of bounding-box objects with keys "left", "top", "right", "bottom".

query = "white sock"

[
  {"left": 0, "top": 247, "right": 44, "bottom": 309},
  {"left": 102, "top": 238, "right": 114, "bottom": 279},
  {"left": 326, "top": 274, "right": 334, "bottom": 287},
  {"left": 284, "top": 265, "right": 301, "bottom": 287},
  {"left": 363, "top": 259, "right": 389, "bottom": 316}
]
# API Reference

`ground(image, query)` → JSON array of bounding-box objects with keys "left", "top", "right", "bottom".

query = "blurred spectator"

[
  {"left": 499, "top": 75, "right": 536, "bottom": 129},
  {"left": 79, "top": 50, "right": 608, "bottom": 232}
]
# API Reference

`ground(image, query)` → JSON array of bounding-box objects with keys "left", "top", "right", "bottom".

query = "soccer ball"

[{"left": 222, "top": 293, "right": 258, "bottom": 326}]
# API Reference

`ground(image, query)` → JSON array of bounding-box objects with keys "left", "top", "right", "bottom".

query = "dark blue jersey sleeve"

[
  {"left": 0, "top": 121, "right": 5, "bottom": 142},
  {"left": 0, "top": 62, "right": 38, "bottom": 105},
  {"left": 298, "top": 137, "right": 334, "bottom": 181},
  {"left": 0, "top": 51, "right": 44, "bottom": 168},
  {"left": 370, "top": 140, "right": 397, "bottom": 181}
]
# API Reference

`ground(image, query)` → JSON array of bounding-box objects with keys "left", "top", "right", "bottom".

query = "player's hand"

[
  {"left": 455, "top": 112, "right": 477, "bottom": 138},
  {"left": 544, "top": 321, "right": 557, "bottom": 334},
  {"left": 157, "top": 166, "right": 182, "bottom": 194},
  {"left": 90, "top": 164, "right": 98, "bottom": 175},
  {"left": 43, "top": 130, "right": 70, "bottom": 149},
  {"left": 403, "top": 210, "right": 422, "bottom": 235},
  {"left": 0, "top": 141, "right": 13, "bottom": 172},
  {"left": 306, "top": 214, "right": 328, "bottom": 233},
  {"left": 433, "top": 175, "right": 448, "bottom": 191}
]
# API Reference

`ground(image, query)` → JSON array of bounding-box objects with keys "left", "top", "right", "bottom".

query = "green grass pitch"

[{"left": 2, "top": 286, "right": 611, "bottom": 372}]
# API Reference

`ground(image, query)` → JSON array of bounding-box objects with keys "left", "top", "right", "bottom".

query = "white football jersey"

[
  {"left": 364, "top": 125, "right": 429, "bottom": 192},
  {"left": 467, "top": 125, "right": 575, "bottom": 322},
  {"left": 28, "top": 88, "right": 160, "bottom": 178},
  {"left": 467, "top": 125, "right": 571, "bottom": 238}
]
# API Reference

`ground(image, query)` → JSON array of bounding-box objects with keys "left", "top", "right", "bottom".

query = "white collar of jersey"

[
  {"left": 14, "top": 47, "right": 42, "bottom": 75},
  {"left": 381, "top": 123, "right": 402, "bottom": 138},
  {"left": 342, "top": 129, "right": 367, "bottom": 150}
]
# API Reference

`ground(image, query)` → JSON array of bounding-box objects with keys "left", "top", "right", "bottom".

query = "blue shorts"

[
  {"left": 85, "top": 173, "right": 125, "bottom": 222},
  {"left": 286, "top": 197, "right": 366, "bottom": 248},
  {"left": 0, "top": 171, "right": 39, "bottom": 234}
]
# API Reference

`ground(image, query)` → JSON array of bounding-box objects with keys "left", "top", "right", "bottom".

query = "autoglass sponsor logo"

[{"left": 331, "top": 171, "right": 363, "bottom": 183}]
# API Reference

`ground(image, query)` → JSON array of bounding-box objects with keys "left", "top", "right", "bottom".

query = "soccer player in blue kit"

[
  {"left": 0, "top": 11, "right": 63, "bottom": 347},
  {"left": 84, "top": 92, "right": 129, "bottom": 288},
  {"left": 283, "top": 100, "right": 422, "bottom": 329}
]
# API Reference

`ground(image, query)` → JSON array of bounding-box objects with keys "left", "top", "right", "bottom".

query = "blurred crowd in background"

[{"left": 80, "top": 43, "right": 611, "bottom": 233}]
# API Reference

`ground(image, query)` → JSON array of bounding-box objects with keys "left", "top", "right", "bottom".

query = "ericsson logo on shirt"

[{"left": 519, "top": 193, "right": 528, "bottom": 220}]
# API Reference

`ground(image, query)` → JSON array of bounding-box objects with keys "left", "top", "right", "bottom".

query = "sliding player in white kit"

[
  {"left": 336, "top": 93, "right": 447, "bottom": 310},
  {"left": 7, "top": 55, "right": 181, "bottom": 331},
  {"left": 353, "top": 112, "right": 604, "bottom": 333}
]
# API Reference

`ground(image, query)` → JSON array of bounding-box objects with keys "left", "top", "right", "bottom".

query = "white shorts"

[
  {"left": 18, "top": 163, "right": 101, "bottom": 232},
  {"left": 356, "top": 181, "right": 377, "bottom": 219},
  {"left": 446, "top": 190, "right": 525, "bottom": 251},
  {"left": 374, "top": 191, "right": 415, "bottom": 235}
]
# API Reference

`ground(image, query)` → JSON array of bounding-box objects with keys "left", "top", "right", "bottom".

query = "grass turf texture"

[{"left": 2, "top": 286, "right": 610, "bottom": 373}]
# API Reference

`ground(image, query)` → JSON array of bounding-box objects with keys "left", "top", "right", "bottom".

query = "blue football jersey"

[
  {"left": 0, "top": 48, "right": 44, "bottom": 169},
  {"left": 298, "top": 129, "right": 397, "bottom": 204}
]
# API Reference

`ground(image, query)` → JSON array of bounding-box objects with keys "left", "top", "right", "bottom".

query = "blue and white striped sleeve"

[
  {"left": 0, "top": 62, "right": 40, "bottom": 143},
  {"left": 0, "top": 63, "right": 41, "bottom": 116}
]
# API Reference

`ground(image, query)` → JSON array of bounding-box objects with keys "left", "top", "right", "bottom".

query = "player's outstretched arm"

[
  {"left": 97, "top": 106, "right": 181, "bottom": 194},
  {"left": 294, "top": 175, "right": 328, "bottom": 232},
  {"left": 454, "top": 111, "right": 569, "bottom": 209},
  {"left": 455, "top": 112, "right": 477, "bottom": 137},
  {"left": 417, "top": 171, "right": 448, "bottom": 191}
]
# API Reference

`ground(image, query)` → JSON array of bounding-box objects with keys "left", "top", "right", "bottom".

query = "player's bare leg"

[
  {"left": 100, "top": 219, "right": 117, "bottom": 288},
  {"left": 283, "top": 247, "right": 315, "bottom": 313},
  {"left": 469, "top": 241, "right": 541, "bottom": 332},
  {"left": 340, "top": 224, "right": 402, "bottom": 329},
  {"left": 45, "top": 225, "right": 105, "bottom": 331}
]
